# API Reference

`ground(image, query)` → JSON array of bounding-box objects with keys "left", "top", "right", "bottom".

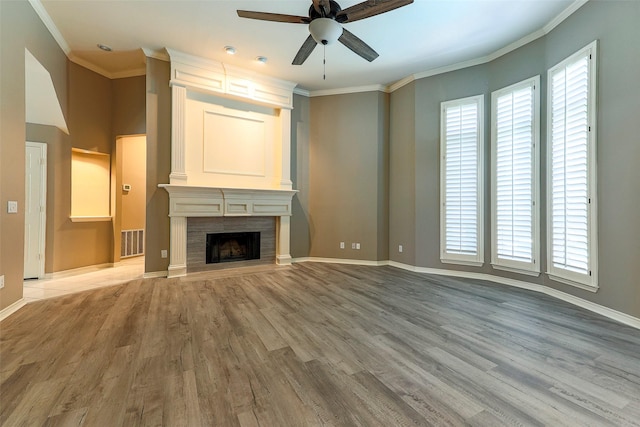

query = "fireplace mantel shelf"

[{"left": 159, "top": 184, "right": 297, "bottom": 218}]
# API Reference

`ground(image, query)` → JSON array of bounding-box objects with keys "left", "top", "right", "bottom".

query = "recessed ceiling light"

[
  {"left": 256, "top": 56, "right": 268, "bottom": 64},
  {"left": 97, "top": 44, "right": 112, "bottom": 52},
  {"left": 224, "top": 46, "right": 236, "bottom": 55}
]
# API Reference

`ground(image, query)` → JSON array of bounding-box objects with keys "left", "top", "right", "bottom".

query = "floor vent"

[{"left": 121, "top": 229, "right": 144, "bottom": 258}]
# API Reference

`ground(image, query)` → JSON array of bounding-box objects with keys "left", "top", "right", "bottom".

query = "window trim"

[
  {"left": 440, "top": 94, "right": 485, "bottom": 267},
  {"left": 546, "top": 40, "right": 598, "bottom": 291},
  {"left": 490, "top": 76, "right": 540, "bottom": 276}
]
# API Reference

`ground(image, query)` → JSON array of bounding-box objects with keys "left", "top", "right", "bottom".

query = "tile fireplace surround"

[{"left": 159, "top": 50, "right": 298, "bottom": 277}]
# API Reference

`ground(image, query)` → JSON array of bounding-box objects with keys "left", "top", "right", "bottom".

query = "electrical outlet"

[
  {"left": 399, "top": 245, "right": 403, "bottom": 253},
  {"left": 7, "top": 201, "right": 18, "bottom": 214},
  {"left": 356, "top": 243, "right": 361, "bottom": 250},
  {"left": 340, "top": 242, "right": 345, "bottom": 249},
  {"left": 161, "top": 249, "right": 168, "bottom": 258},
  {"left": 0, "top": 275, "right": 4, "bottom": 289}
]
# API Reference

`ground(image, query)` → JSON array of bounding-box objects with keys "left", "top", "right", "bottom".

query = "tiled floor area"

[{"left": 22, "top": 257, "right": 145, "bottom": 302}]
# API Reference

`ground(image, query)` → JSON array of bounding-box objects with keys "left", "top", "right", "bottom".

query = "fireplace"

[
  {"left": 207, "top": 232, "right": 260, "bottom": 264},
  {"left": 159, "top": 50, "right": 297, "bottom": 278},
  {"left": 185, "top": 216, "right": 276, "bottom": 273}
]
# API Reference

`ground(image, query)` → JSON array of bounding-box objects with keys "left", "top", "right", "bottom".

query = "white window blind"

[
  {"left": 440, "top": 95, "right": 484, "bottom": 266},
  {"left": 547, "top": 41, "right": 598, "bottom": 290},
  {"left": 491, "top": 77, "right": 539, "bottom": 275}
]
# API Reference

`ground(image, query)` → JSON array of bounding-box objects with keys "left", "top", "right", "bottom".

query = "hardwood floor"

[{"left": 1, "top": 262, "right": 639, "bottom": 426}]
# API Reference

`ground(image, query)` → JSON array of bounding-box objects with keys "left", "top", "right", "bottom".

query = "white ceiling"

[{"left": 37, "top": 0, "right": 581, "bottom": 92}]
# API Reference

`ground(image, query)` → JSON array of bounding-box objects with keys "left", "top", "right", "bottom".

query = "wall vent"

[{"left": 121, "top": 229, "right": 144, "bottom": 258}]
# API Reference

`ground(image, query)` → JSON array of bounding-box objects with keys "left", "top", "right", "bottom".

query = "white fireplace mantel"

[{"left": 160, "top": 185, "right": 297, "bottom": 277}]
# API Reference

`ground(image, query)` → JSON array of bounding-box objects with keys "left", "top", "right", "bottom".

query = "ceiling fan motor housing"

[{"left": 308, "top": 0, "right": 341, "bottom": 19}]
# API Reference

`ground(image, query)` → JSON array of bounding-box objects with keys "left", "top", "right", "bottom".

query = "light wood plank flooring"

[{"left": 2, "top": 263, "right": 640, "bottom": 426}]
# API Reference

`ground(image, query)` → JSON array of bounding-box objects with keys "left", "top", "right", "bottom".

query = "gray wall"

[
  {"left": 290, "top": 93, "right": 311, "bottom": 258},
  {"left": 382, "top": 0, "right": 640, "bottom": 317},
  {"left": 306, "top": 92, "right": 389, "bottom": 261},
  {"left": 144, "top": 58, "right": 172, "bottom": 274},
  {"left": 389, "top": 82, "right": 416, "bottom": 265}
]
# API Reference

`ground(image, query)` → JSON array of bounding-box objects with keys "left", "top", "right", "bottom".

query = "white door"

[{"left": 24, "top": 142, "right": 47, "bottom": 279}]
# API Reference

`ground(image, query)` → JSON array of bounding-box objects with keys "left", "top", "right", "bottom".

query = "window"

[
  {"left": 491, "top": 77, "right": 540, "bottom": 275},
  {"left": 547, "top": 41, "right": 598, "bottom": 291},
  {"left": 71, "top": 148, "right": 111, "bottom": 221},
  {"left": 440, "top": 95, "right": 484, "bottom": 266}
]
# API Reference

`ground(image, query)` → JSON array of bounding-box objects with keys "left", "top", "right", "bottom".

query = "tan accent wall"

[
  {"left": 0, "top": 2, "right": 147, "bottom": 310},
  {"left": 0, "top": 1, "right": 68, "bottom": 310},
  {"left": 46, "top": 62, "right": 114, "bottom": 272}
]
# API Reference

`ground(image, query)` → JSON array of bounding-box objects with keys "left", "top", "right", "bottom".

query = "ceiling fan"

[{"left": 237, "top": 0, "right": 414, "bottom": 65}]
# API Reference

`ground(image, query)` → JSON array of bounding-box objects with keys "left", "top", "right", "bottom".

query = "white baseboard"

[
  {"left": 143, "top": 271, "right": 168, "bottom": 279},
  {"left": 293, "top": 257, "right": 389, "bottom": 267},
  {"left": 44, "top": 262, "right": 114, "bottom": 279},
  {"left": 0, "top": 298, "right": 27, "bottom": 322},
  {"left": 293, "top": 257, "right": 640, "bottom": 330}
]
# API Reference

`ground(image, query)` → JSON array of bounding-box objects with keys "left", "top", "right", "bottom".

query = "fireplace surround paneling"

[{"left": 187, "top": 217, "right": 275, "bottom": 272}]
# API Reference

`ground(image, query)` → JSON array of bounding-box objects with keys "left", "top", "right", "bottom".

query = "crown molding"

[
  {"left": 544, "top": 0, "right": 589, "bottom": 33},
  {"left": 293, "top": 87, "right": 311, "bottom": 97},
  {"left": 389, "top": 0, "right": 589, "bottom": 93},
  {"left": 68, "top": 53, "right": 145, "bottom": 80},
  {"left": 28, "top": 0, "right": 70, "bottom": 54},
  {"left": 308, "top": 84, "right": 388, "bottom": 97},
  {"left": 142, "top": 48, "right": 170, "bottom": 62},
  {"left": 387, "top": 75, "right": 415, "bottom": 93}
]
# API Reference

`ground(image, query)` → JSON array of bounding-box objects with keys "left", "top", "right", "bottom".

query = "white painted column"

[
  {"left": 168, "top": 216, "right": 187, "bottom": 277},
  {"left": 276, "top": 215, "right": 292, "bottom": 265},
  {"left": 279, "top": 108, "right": 293, "bottom": 190},
  {"left": 170, "top": 84, "right": 188, "bottom": 183}
]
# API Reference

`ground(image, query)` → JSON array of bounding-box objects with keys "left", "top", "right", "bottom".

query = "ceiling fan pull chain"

[{"left": 323, "top": 44, "right": 326, "bottom": 80}]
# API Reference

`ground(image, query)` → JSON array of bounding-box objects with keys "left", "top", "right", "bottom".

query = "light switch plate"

[
  {"left": 7, "top": 201, "right": 18, "bottom": 214},
  {"left": 0, "top": 275, "right": 4, "bottom": 289}
]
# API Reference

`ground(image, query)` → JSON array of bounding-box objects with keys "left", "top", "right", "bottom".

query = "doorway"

[
  {"left": 24, "top": 142, "right": 47, "bottom": 279},
  {"left": 114, "top": 135, "right": 147, "bottom": 263}
]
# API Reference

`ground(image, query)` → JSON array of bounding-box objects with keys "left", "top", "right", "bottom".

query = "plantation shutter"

[
  {"left": 549, "top": 53, "right": 591, "bottom": 276},
  {"left": 494, "top": 84, "right": 535, "bottom": 264},
  {"left": 441, "top": 96, "right": 483, "bottom": 265}
]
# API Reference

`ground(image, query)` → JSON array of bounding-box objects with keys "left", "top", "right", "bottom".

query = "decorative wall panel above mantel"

[{"left": 166, "top": 49, "right": 297, "bottom": 109}]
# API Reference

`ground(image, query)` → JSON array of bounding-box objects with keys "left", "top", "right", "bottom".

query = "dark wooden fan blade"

[
  {"left": 237, "top": 10, "right": 310, "bottom": 24},
  {"left": 292, "top": 35, "right": 318, "bottom": 65},
  {"left": 336, "top": 0, "right": 413, "bottom": 23},
  {"left": 338, "top": 28, "right": 379, "bottom": 62}
]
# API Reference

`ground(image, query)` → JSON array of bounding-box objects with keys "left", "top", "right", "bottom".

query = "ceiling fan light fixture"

[{"left": 309, "top": 18, "right": 343, "bottom": 45}]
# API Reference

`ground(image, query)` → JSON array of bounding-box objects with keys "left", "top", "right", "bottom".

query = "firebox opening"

[{"left": 206, "top": 232, "right": 260, "bottom": 264}]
